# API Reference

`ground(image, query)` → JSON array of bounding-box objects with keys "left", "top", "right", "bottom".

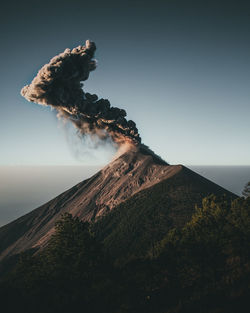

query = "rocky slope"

[{"left": 0, "top": 144, "right": 236, "bottom": 260}]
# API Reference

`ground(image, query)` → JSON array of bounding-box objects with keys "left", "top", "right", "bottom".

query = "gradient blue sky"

[{"left": 0, "top": 0, "right": 249, "bottom": 166}]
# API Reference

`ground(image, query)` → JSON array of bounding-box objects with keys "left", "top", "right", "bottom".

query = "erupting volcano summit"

[{"left": 0, "top": 40, "right": 237, "bottom": 262}]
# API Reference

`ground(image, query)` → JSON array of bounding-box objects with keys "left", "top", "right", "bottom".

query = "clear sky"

[{"left": 0, "top": 0, "right": 249, "bottom": 166}]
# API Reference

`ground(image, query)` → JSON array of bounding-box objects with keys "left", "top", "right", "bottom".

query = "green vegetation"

[{"left": 0, "top": 195, "right": 249, "bottom": 313}]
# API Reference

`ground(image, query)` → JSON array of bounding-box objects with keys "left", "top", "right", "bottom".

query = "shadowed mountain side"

[{"left": 93, "top": 166, "right": 237, "bottom": 261}]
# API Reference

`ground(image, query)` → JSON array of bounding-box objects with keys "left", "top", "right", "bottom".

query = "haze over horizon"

[{"left": 1, "top": 0, "right": 250, "bottom": 166}]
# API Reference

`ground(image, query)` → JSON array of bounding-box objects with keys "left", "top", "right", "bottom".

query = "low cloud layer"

[{"left": 21, "top": 40, "right": 141, "bottom": 146}]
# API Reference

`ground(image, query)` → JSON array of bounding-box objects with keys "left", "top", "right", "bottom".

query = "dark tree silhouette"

[{"left": 242, "top": 181, "right": 250, "bottom": 198}]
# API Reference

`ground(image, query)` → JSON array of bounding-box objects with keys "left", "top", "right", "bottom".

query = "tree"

[
  {"left": 39, "top": 213, "right": 105, "bottom": 312},
  {"left": 44, "top": 212, "right": 101, "bottom": 273},
  {"left": 0, "top": 213, "right": 109, "bottom": 313},
  {"left": 155, "top": 195, "right": 250, "bottom": 313},
  {"left": 242, "top": 181, "right": 250, "bottom": 198}
]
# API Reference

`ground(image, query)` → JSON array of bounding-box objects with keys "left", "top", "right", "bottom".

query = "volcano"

[{"left": 0, "top": 145, "right": 236, "bottom": 261}]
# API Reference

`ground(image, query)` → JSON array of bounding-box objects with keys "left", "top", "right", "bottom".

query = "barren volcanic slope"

[{"left": 0, "top": 145, "right": 236, "bottom": 260}]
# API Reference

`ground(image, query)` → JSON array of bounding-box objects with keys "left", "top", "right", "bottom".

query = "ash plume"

[{"left": 21, "top": 40, "right": 141, "bottom": 146}]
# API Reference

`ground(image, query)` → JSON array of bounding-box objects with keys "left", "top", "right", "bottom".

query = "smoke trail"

[{"left": 21, "top": 40, "right": 141, "bottom": 146}]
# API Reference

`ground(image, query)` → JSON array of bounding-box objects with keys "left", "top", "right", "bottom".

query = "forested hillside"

[{"left": 0, "top": 194, "right": 249, "bottom": 313}]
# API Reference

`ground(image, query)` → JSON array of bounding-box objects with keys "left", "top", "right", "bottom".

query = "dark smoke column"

[{"left": 21, "top": 40, "right": 141, "bottom": 146}]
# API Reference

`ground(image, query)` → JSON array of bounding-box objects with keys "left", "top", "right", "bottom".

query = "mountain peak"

[
  {"left": 0, "top": 145, "right": 236, "bottom": 261},
  {"left": 112, "top": 143, "right": 168, "bottom": 166},
  {"left": 102, "top": 143, "right": 169, "bottom": 180},
  {"left": 0, "top": 146, "right": 177, "bottom": 259}
]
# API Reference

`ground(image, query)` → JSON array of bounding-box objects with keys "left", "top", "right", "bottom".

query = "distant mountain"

[{"left": 0, "top": 144, "right": 236, "bottom": 261}]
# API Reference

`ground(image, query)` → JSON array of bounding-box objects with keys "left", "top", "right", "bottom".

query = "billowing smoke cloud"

[{"left": 21, "top": 40, "right": 141, "bottom": 146}]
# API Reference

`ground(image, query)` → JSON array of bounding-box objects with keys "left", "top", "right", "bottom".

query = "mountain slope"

[
  {"left": 93, "top": 165, "right": 237, "bottom": 261},
  {"left": 0, "top": 145, "right": 172, "bottom": 259},
  {"left": 0, "top": 144, "right": 236, "bottom": 261}
]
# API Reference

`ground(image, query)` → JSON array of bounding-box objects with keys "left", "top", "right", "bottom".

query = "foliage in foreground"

[{"left": 0, "top": 196, "right": 250, "bottom": 313}]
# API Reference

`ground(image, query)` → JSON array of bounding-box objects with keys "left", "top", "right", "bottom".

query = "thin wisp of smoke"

[{"left": 21, "top": 40, "right": 141, "bottom": 147}]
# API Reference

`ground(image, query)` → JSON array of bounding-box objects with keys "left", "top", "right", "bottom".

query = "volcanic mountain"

[{"left": 0, "top": 144, "right": 236, "bottom": 261}]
